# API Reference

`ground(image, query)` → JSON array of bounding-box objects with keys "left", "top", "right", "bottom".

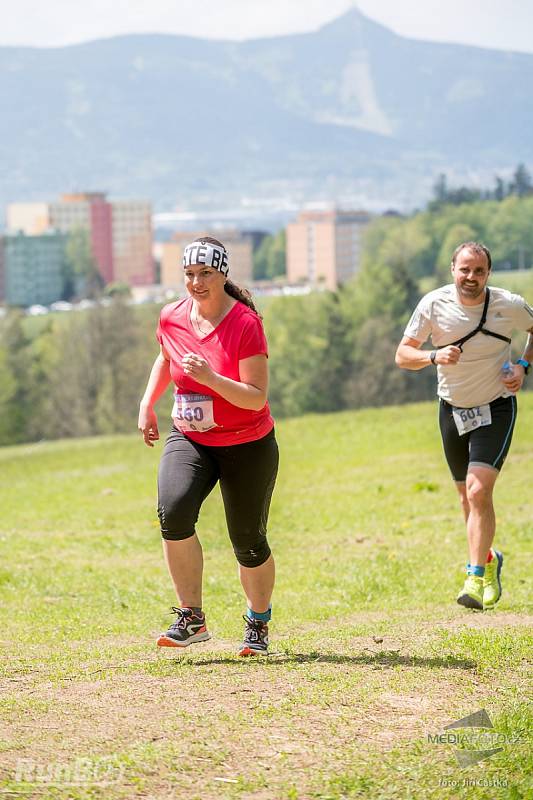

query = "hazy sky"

[{"left": 1, "top": 0, "right": 532, "bottom": 54}]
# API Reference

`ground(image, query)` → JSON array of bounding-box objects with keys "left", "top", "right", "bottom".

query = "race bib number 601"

[
  {"left": 172, "top": 393, "right": 218, "bottom": 432},
  {"left": 452, "top": 404, "right": 492, "bottom": 436}
]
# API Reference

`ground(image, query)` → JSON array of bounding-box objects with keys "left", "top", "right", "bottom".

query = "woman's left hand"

[{"left": 182, "top": 352, "right": 217, "bottom": 387}]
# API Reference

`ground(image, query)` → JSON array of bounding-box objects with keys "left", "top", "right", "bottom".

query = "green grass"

[{"left": 0, "top": 398, "right": 532, "bottom": 799}]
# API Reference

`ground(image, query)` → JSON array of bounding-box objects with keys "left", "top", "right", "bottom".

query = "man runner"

[{"left": 395, "top": 242, "right": 533, "bottom": 610}]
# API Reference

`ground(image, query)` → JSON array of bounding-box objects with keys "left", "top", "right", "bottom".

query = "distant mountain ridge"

[{"left": 1, "top": 8, "right": 533, "bottom": 213}]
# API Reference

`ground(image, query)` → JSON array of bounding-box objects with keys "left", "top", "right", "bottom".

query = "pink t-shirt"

[{"left": 156, "top": 297, "right": 274, "bottom": 446}]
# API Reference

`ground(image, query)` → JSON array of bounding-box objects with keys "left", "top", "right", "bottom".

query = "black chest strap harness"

[{"left": 437, "top": 288, "right": 511, "bottom": 352}]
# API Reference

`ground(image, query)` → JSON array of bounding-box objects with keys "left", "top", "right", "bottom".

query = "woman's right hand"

[{"left": 138, "top": 404, "right": 159, "bottom": 447}]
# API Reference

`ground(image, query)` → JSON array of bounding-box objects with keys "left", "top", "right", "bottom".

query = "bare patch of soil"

[
  {"left": 433, "top": 612, "right": 533, "bottom": 631},
  {"left": 1, "top": 613, "right": 529, "bottom": 799}
]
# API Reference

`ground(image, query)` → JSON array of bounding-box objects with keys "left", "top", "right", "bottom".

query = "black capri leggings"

[{"left": 157, "top": 427, "right": 278, "bottom": 568}]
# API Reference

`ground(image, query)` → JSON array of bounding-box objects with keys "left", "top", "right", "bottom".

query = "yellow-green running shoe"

[
  {"left": 457, "top": 574, "right": 484, "bottom": 610},
  {"left": 483, "top": 549, "right": 504, "bottom": 609}
]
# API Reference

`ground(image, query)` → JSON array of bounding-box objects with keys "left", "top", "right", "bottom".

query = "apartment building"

[
  {"left": 2, "top": 231, "right": 66, "bottom": 307},
  {"left": 7, "top": 192, "right": 153, "bottom": 287},
  {"left": 111, "top": 201, "right": 153, "bottom": 286},
  {"left": 286, "top": 209, "right": 371, "bottom": 290},
  {"left": 48, "top": 193, "right": 114, "bottom": 284}
]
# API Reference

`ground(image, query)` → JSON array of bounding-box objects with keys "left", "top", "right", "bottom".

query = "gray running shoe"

[
  {"left": 238, "top": 615, "right": 269, "bottom": 656},
  {"left": 157, "top": 607, "right": 211, "bottom": 648}
]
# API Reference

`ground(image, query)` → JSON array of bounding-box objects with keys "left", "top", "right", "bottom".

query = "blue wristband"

[{"left": 517, "top": 358, "right": 530, "bottom": 375}]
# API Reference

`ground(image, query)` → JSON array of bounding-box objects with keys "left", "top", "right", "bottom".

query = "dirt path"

[{"left": 1, "top": 610, "right": 531, "bottom": 799}]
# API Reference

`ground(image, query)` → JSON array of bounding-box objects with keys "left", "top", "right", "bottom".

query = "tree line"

[
  {"left": 0, "top": 303, "right": 160, "bottom": 446},
  {"left": 372, "top": 194, "right": 533, "bottom": 276},
  {"left": 1, "top": 192, "right": 532, "bottom": 446},
  {"left": 0, "top": 260, "right": 433, "bottom": 447},
  {"left": 430, "top": 164, "right": 533, "bottom": 210}
]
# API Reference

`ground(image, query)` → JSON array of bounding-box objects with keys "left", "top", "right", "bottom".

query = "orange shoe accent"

[
  {"left": 238, "top": 646, "right": 258, "bottom": 657},
  {"left": 157, "top": 635, "right": 185, "bottom": 648}
]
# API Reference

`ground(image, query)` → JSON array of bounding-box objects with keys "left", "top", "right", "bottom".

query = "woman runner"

[{"left": 138, "top": 236, "right": 278, "bottom": 655}]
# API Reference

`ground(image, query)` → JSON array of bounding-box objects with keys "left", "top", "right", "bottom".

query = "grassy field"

[{"left": 0, "top": 397, "right": 532, "bottom": 800}]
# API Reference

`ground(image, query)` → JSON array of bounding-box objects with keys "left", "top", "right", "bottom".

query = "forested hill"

[{"left": 2, "top": 8, "right": 533, "bottom": 209}]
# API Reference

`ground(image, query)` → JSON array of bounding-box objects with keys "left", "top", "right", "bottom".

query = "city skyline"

[{"left": 1, "top": 0, "right": 533, "bottom": 54}]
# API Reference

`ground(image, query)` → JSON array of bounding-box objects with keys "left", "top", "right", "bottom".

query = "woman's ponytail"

[{"left": 224, "top": 279, "right": 259, "bottom": 315}]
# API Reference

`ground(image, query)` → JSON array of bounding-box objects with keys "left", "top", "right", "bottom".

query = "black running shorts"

[
  {"left": 157, "top": 427, "right": 278, "bottom": 567},
  {"left": 438, "top": 395, "right": 517, "bottom": 482}
]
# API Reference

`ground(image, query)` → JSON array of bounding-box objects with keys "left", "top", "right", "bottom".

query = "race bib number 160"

[
  {"left": 452, "top": 404, "right": 492, "bottom": 436},
  {"left": 172, "top": 393, "right": 218, "bottom": 432}
]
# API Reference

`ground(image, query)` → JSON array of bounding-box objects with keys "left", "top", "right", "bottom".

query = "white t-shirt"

[{"left": 404, "top": 284, "right": 533, "bottom": 407}]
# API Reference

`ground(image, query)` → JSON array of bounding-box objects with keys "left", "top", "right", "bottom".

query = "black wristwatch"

[
  {"left": 517, "top": 358, "right": 530, "bottom": 375},
  {"left": 430, "top": 351, "right": 437, "bottom": 365}
]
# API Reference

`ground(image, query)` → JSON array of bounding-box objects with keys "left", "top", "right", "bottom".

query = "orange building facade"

[{"left": 286, "top": 210, "right": 371, "bottom": 290}]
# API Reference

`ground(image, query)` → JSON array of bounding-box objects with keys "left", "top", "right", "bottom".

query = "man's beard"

[{"left": 460, "top": 283, "right": 484, "bottom": 299}]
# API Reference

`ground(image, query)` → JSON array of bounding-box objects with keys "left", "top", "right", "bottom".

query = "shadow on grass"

[{"left": 171, "top": 651, "right": 477, "bottom": 670}]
